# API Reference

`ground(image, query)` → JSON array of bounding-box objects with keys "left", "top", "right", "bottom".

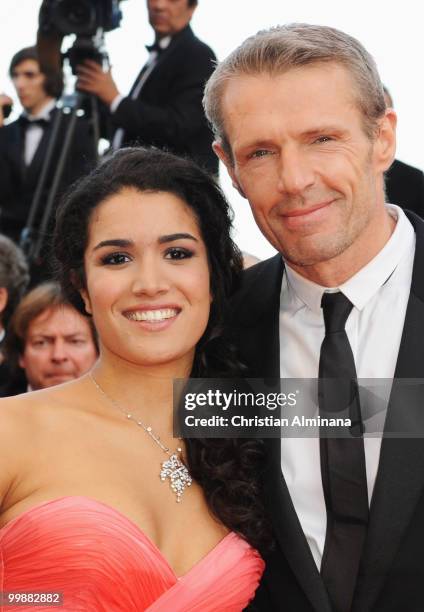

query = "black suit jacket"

[
  {"left": 110, "top": 25, "right": 218, "bottom": 175},
  {"left": 386, "top": 159, "right": 424, "bottom": 218},
  {"left": 0, "top": 108, "right": 96, "bottom": 243},
  {"left": 235, "top": 212, "right": 424, "bottom": 612}
]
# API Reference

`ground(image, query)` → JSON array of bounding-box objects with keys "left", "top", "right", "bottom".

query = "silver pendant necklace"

[{"left": 89, "top": 373, "right": 192, "bottom": 503}]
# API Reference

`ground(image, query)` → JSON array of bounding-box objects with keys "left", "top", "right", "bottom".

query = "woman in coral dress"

[{"left": 0, "top": 149, "right": 268, "bottom": 611}]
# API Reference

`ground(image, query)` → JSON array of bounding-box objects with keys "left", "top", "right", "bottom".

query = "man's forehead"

[
  {"left": 12, "top": 59, "right": 41, "bottom": 75},
  {"left": 28, "top": 306, "right": 88, "bottom": 336},
  {"left": 221, "top": 62, "right": 356, "bottom": 107},
  {"left": 220, "top": 64, "right": 361, "bottom": 144}
]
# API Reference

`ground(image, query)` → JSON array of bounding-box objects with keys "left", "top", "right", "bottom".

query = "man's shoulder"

[
  {"left": 231, "top": 254, "right": 283, "bottom": 315},
  {"left": 173, "top": 25, "right": 216, "bottom": 61},
  {"left": 0, "top": 118, "right": 19, "bottom": 138},
  {"left": 388, "top": 159, "right": 424, "bottom": 182},
  {"left": 241, "top": 253, "right": 283, "bottom": 287}
]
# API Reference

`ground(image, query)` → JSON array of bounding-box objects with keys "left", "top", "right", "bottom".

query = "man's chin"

[{"left": 281, "top": 235, "right": 353, "bottom": 269}]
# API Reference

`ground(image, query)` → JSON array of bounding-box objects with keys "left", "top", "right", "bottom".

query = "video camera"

[
  {"left": 37, "top": 0, "right": 125, "bottom": 75},
  {"left": 38, "top": 0, "right": 123, "bottom": 37}
]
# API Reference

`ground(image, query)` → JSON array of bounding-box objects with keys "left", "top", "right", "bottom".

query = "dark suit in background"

[
  {"left": 237, "top": 212, "right": 424, "bottom": 612},
  {"left": 0, "top": 109, "right": 96, "bottom": 243},
  {"left": 110, "top": 25, "right": 218, "bottom": 175},
  {"left": 385, "top": 158, "right": 424, "bottom": 217}
]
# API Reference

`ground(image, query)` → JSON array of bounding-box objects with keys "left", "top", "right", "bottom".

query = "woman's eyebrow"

[
  {"left": 158, "top": 233, "right": 198, "bottom": 244},
  {"left": 93, "top": 239, "right": 134, "bottom": 251}
]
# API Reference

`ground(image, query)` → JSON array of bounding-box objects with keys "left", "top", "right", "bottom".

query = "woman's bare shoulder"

[
  {"left": 0, "top": 382, "right": 88, "bottom": 506},
  {"left": 0, "top": 378, "right": 90, "bottom": 418}
]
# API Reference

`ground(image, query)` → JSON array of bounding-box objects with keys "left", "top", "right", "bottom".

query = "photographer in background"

[
  {"left": 76, "top": 0, "right": 218, "bottom": 174},
  {"left": 0, "top": 46, "right": 96, "bottom": 244}
]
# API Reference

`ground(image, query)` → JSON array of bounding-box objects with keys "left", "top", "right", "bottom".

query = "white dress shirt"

[
  {"left": 279, "top": 204, "right": 416, "bottom": 569},
  {"left": 22, "top": 99, "right": 56, "bottom": 166}
]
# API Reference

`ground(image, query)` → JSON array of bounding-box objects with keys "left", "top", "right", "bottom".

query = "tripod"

[{"left": 19, "top": 91, "right": 99, "bottom": 266}]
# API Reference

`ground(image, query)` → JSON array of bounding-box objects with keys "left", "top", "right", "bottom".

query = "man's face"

[
  {"left": 147, "top": 0, "right": 196, "bottom": 37},
  {"left": 215, "top": 63, "right": 396, "bottom": 273},
  {"left": 11, "top": 59, "right": 51, "bottom": 115},
  {"left": 19, "top": 305, "right": 98, "bottom": 390}
]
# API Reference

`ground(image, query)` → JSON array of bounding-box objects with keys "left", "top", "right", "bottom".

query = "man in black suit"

[
  {"left": 77, "top": 0, "right": 218, "bottom": 174},
  {"left": 204, "top": 23, "right": 424, "bottom": 612},
  {"left": 383, "top": 87, "right": 424, "bottom": 217},
  {"left": 0, "top": 47, "right": 96, "bottom": 244}
]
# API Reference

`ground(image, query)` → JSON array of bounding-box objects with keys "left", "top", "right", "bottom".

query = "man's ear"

[
  {"left": 212, "top": 141, "right": 247, "bottom": 199},
  {"left": 374, "top": 108, "right": 397, "bottom": 173}
]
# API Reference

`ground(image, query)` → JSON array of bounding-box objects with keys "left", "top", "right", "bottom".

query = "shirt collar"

[
  {"left": 283, "top": 204, "right": 415, "bottom": 314},
  {"left": 22, "top": 98, "right": 56, "bottom": 122},
  {"left": 146, "top": 36, "right": 172, "bottom": 54},
  {"left": 159, "top": 36, "right": 172, "bottom": 50}
]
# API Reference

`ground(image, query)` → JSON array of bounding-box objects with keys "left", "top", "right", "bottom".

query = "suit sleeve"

[{"left": 110, "top": 43, "right": 216, "bottom": 150}]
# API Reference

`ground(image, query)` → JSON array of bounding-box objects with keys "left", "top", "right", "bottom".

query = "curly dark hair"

[{"left": 53, "top": 147, "right": 272, "bottom": 552}]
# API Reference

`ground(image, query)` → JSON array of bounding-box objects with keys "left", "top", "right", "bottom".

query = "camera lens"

[{"left": 52, "top": 0, "right": 97, "bottom": 35}]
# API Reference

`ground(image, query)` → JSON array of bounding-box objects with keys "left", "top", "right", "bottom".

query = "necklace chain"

[{"left": 89, "top": 373, "right": 192, "bottom": 502}]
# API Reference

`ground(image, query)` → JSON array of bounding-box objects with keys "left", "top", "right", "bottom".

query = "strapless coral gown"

[{"left": 0, "top": 496, "right": 264, "bottom": 611}]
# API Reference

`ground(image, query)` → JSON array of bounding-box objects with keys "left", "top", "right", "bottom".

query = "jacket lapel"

[
  {"left": 134, "top": 25, "right": 194, "bottom": 96},
  {"left": 237, "top": 255, "right": 331, "bottom": 612},
  {"left": 234, "top": 254, "right": 282, "bottom": 379},
  {"left": 7, "top": 121, "right": 25, "bottom": 181},
  {"left": 352, "top": 211, "right": 424, "bottom": 612},
  {"left": 264, "top": 438, "right": 332, "bottom": 612}
]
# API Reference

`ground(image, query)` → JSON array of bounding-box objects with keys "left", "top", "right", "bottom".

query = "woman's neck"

[{"left": 90, "top": 354, "right": 192, "bottom": 433}]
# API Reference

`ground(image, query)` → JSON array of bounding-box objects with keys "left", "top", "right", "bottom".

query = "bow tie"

[
  {"left": 19, "top": 115, "right": 49, "bottom": 129},
  {"left": 145, "top": 42, "right": 164, "bottom": 54}
]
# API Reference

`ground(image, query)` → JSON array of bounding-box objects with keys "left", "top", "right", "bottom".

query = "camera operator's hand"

[
  {"left": 0, "top": 93, "right": 13, "bottom": 127},
  {"left": 76, "top": 60, "right": 120, "bottom": 107}
]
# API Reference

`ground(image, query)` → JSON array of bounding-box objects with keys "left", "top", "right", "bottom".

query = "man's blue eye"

[{"left": 251, "top": 150, "right": 270, "bottom": 158}]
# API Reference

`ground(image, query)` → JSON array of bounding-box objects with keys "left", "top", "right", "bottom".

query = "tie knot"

[
  {"left": 321, "top": 292, "right": 353, "bottom": 333},
  {"left": 19, "top": 115, "right": 49, "bottom": 129},
  {"left": 145, "top": 42, "right": 163, "bottom": 54}
]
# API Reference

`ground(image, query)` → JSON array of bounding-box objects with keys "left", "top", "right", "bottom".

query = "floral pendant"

[{"left": 160, "top": 453, "right": 192, "bottom": 502}]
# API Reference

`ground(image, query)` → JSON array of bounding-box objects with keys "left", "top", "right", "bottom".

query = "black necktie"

[{"left": 319, "top": 292, "right": 369, "bottom": 612}]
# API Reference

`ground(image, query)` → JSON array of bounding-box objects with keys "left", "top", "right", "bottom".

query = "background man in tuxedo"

[
  {"left": 383, "top": 86, "right": 424, "bottom": 217},
  {"left": 77, "top": 0, "right": 218, "bottom": 174},
  {"left": 0, "top": 47, "right": 96, "bottom": 244},
  {"left": 204, "top": 23, "right": 424, "bottom": 612}
]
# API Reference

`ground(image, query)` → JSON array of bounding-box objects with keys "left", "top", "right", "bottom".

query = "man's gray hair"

[
  {"left": 0, "top": 234, "right": 29, "bottom": 327},
  {"left": 203, "top": 23, "right": 386, "bottom": 159}
]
